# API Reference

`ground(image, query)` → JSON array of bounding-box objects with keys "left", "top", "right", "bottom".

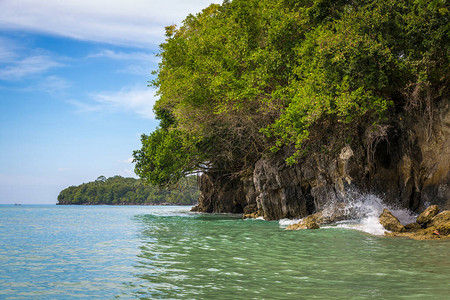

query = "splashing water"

[{"left": 280, "top": 190, "right": 417, "bottom": 236}]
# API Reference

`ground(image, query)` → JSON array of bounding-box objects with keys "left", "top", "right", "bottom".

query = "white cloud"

[
  {"left": 118, "top": 157, "right": 134, "bottom": 164},
  {"left": 37, "top": 76, "right": 71, "bottom": 94},
  {"left": 88, "top": 49, "right": 160, "bottom": 75},
  {"left": 0, "top": 0, "right": 221, "bottom": 48},
  {"left": 88, "top": 49, "right": 158, "bottom": 62},
  {"left": 121, "top": 64, "right": 153, "bottom": 76},
  {"left": 0, "top": 37, "right": 65, "bottom": 80},
  {"left": 0, "top": 37, "right": 19, "bottom": 62},
  {"left": 0, "top": 55, "right": 64, "bottom": 80},
  {"left": 71, "top": 86, "right": 158, "bottom": 119}
]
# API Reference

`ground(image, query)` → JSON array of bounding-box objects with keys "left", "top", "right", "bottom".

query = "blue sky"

[{"left": 0, "top": 0, "right": 220, "bottom": 204}]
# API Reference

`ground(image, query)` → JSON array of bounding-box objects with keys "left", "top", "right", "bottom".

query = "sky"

[{"left": 0, "top": 0, "right": 220, "bottom": 204}]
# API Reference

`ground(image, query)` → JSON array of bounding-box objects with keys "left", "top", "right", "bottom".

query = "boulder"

[
  {"left": 427, "top": 211, "right": 450, "bottom": 235},
  {"left": 404, "top": 222, "right": 422, "bottom": 232},
  {"left": 316, "top": 202, "right": 353, "bottom": 224},
  {"left": 379, "top": 209, "right": 405, "bottom": 232},
  {"left": 243, "top": 211, "right": 261, "bottom": 219},
  {"left": 385, "top": 210, "right": 450, "bottom": 240},
  {"left": 416, "top": 205, "right": 440, "bottom": 225},
  {"left": 286, "top": 215, "right": 320, "bottom": 230}
]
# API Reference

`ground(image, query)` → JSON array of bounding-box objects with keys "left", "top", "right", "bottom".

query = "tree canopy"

[
  {"left": 134, "top": 0, "right": 449, "bottom": 185},
  {"left": 57, "top": 175, "right": 199, "bottom": 205}
]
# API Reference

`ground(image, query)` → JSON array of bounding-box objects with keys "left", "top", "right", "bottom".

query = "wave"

[{"left": 280, "top": 190, "right": 417, "bottom": 236}]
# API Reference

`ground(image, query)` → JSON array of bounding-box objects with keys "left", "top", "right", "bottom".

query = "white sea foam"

[
  {"left": 279, "top": 189, "right": 417, "bottom": 236},
  {"left": 279, "top": 218, "right": 301, "bottom": 226}
]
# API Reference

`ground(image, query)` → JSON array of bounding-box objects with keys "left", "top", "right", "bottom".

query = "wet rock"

[
  {"left": 385, "top": 210, "right": 450, "bottom": 240},
  {"left": 243, "top": 212, "right": 261, "bottom": 219},
  {"left": 416, "top": 205, "right": 440, "bottom": 225},
  {"left": 286, "top": 215, "right": 320, "bottom": 230},
  {"left": 379, "top": 209, "right": 405, "bottom": 232},
  {"left": 427, "top": 211, "right": 450, "bottom": 234},
  {"left": 404, "top": 222, "right": 422, "bottom": 232},
  {"left": 428, "top": 210, "right": 450, "bottom": 225},
  {"left": 315, "top": 202, "right": 354, "bottom": 224}
]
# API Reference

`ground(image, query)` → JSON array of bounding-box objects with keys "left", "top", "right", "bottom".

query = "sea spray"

[{"left": 280, "top": 189, "right": 417, "bottom": 236}]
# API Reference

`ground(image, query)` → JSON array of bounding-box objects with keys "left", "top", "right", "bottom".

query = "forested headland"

[
  {"left": 134, "top": 0, "right": 448, "bottom": 185},
  {"left": 133, "top": 0, "right": 449, "bottom": 218},
  {"left": 57, "top": 176, "right": 199, "bottom": 205}
]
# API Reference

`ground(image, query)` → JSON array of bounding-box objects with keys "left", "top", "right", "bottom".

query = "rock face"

[
  {"left": 193, "top": 100, "right": 450, "bottom": 221},
  {"left": 192, "top": 173, "right": 255, "bottom": 214}
]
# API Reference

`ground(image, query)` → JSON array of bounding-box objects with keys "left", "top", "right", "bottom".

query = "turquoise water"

[{"left": 0, "top": 205, "right": 449, "bottom": 299}]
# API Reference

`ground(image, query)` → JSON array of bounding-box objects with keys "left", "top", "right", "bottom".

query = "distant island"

[{"left": 57, "top": 175, "right": 199, "bottom": 205}]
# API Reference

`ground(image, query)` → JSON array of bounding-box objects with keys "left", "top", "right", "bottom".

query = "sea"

[{"left": 0, "top": 197, "right": 449, "bottom": 299}]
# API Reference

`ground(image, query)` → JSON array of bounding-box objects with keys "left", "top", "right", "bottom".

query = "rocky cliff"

[{"left": 193, "top": 101, "right": 450, "bottom": 220}]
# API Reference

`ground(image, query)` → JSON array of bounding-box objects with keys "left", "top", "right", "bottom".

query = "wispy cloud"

[
  {"left": 37, "top": 76, "right": 71, "bottom": 94},
  {"left": 88, "top": 49, "right": 159, "bottom": 75},
  {"left": 118, "top": 157, "right": 134, "bottom": 164},
  {"left": 88, "top": 49, "right": 158, "bottom": 62},
  {"left": 0, "top": 37, "right": 19, "bottom": 62},
  {"left": 70, "top": 86, "right": 157, "bottom": 119},
  {"left": 0, "top": 0, "right": 220, "bottom": 48},
  {"left": 0, "top": 37, "right": 64, "bottom": 80},
  {"left": 0, "top": 55, "right": 64, "bottom": 80},
  {"left": 121, "top": 65, "right": 153, "bottom": 76}
]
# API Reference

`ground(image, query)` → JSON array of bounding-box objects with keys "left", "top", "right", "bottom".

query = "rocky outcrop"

[
  {"left": 427, "top": 210, "right": 450, "bottom": 230},
  {"left": 243, "top": 211, "right": 261, "bottom": 219},
  {"left": 404, "top": 222, "right": 422, "bottom": 232},
  {"left": 379, "top": 209, "right": 405, "bottom": 232},
  {"left": 191, "top": 172, "right": 254, "bottom": 214},
  {"left": 193, "top": 100, "right": 450, "bottom": 221},
  {"left": 416, "top": 205, "right": 440, "bottom": 225},
  {"left": 382, "top": 206, "right": 450, "bottom": 240},
  {"left": 286, "top": 215, "right": 320, "bottom": 230}
]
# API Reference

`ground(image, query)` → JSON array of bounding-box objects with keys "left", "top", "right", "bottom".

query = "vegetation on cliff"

[
  {"left": 133, "top": 0, "right": 448, "bottom": 186},
  {"left": 57, "top": 175, "right": 199, "bottom": 205}
]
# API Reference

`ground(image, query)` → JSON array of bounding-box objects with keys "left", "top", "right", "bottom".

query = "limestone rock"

[
  {"left": 404, "top": 222, "right": 422, "bottom": 232},
  {"left": 243, "top": 212, "right": 261, "bottom": 219},
  {"left": 286, "top": 215, "right": 320, "bottom": 230},
  {"left": 425, "top": 209, "right": 449, "bottom": 227},
  {"left": 379, "top": 209, "right": 405, "bottom": 232},
  {"left": 194, "top": 101, "right": 450, "bottom": 221},
  {"left": 315, "top": 203, "right": 354, "bottom": 224},
  {"left": 416, "top": 205, "right": 440, "bottom": 225},
  {"left": 385, "top": 210, "right": 450, "bottom": 240},
  {"left": 427, "top": 210, "right": 450, "bottom": 234}
]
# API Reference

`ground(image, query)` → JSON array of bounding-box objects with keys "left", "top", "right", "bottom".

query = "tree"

[
  {"left": 57, "top": 175, "right": 199, "bottom": 205},
  {"left": 96, "top": 175, "right": 107, "bottom": 183},
  {"left": 134, "top": 0, "right": 449, "bottom": 184}
]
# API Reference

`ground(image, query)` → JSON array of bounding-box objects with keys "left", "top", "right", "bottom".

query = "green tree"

[
  {"left": 134, "top": 0, "right": 448, "bottom": 184},
  {"left": 57, "top": 175, "right": 199, "bottom": 205}
]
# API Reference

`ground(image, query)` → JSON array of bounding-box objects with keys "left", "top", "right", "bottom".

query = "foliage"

[
  {"left": 134, "top": 0, "right": 449, "bottom": 184},
  {"left": 57, "top": 175, "right": 199, "bottom": 205}
]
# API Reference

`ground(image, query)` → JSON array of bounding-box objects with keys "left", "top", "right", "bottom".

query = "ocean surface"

[{"left": 0, "top": 203, "right": 449, "bottom": 299}]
